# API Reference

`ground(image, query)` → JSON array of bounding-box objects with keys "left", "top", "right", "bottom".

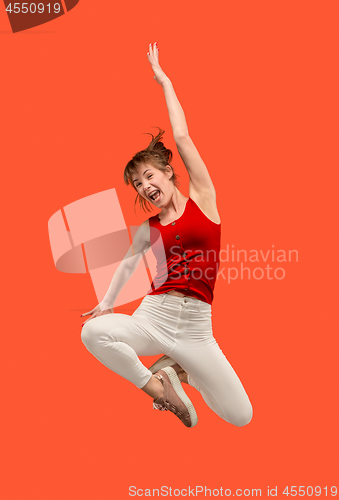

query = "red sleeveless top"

[{"left": 147, "top": 198, "right": 221, "bottom": 304}]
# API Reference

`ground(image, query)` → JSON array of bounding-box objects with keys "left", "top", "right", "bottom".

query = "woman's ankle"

[
  {"left": 141, "top": 375, "right": 164, "bottom": 399},
  {"left": 178, "top": 371, "right": 188, "bottom": 384}
]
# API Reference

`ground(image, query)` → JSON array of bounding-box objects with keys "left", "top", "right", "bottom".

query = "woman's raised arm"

[{"left": 147, "top": 42, "right": 216, "bottom": 201}]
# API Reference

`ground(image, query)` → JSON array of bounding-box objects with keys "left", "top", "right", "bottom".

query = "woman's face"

[{"left": 131, "top": 164, "right": 174, "bottom": 207}]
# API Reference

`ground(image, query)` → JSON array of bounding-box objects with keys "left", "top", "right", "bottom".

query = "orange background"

[{"left": 1, "top": 1, "right": 338, "bottom": 499}]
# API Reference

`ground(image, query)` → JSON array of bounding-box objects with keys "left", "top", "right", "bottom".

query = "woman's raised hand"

[
  {"left": 80, "top": 304, "right": 114, "bottom": 327},
  {"left": 147, "top": 42, "right": 169, "bottom": 85}
]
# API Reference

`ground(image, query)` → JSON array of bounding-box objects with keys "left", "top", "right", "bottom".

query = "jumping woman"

[{"left": 80, "top": 42, "right": 253, "bottom": 428}]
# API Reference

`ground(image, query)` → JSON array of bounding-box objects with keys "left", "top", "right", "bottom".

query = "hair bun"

[{"left": 153, "top": 141, "right": 165, "bottom": 151}]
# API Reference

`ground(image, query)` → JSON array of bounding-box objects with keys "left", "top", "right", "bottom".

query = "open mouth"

[{"left": 149, "top": 190, "right": 161, "bottom": 202}]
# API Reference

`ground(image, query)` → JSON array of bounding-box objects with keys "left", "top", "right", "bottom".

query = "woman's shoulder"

[
  {"left": 147, "top": 214, "right": 159, "bottom": 227},
  {"left": 128, "top": 218, "right": 152, "bottom": 251}
]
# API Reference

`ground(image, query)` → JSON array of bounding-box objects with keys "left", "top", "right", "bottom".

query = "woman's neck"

[{"left": 158, "top": 189, "right": 188, "bottom": 221}]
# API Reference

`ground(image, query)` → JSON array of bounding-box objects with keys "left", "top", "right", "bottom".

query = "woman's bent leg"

[
  {"left": 173, "top": 342, "right": 253, "bottom": 427},
  {"left": 81, "top": 313, "right": 162, "bottom": 389},
  {"left": 145, "top": 294, "right": 252, "bottom": 426}
]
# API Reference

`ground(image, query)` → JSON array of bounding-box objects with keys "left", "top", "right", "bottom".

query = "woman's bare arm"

[
  {"left": 99, "top": 220, "right": 151, "bottom": 309},
  {"left": 81, "top": 221, "right": 151, "bottom": 323},
  {"left": 147, "top": 42, "right": 217, "bottom": 203}
]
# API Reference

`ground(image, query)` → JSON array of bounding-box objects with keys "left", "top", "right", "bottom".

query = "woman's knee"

[
  {"left": 80, "top": 314, "right": 126, "bottom": 350},
  {"left": 81, "top": 320, "right": 100, "bottom": 349},
  {"left": 216, "top": 397, "right": 253, "bottom": 427},
  {"left": 229, "top": 401, "right": 253, "bottom": 427}
]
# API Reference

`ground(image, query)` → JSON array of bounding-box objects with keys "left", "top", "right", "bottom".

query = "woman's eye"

[{"left": 148, "top": 174, "right": 153, "bottom": 179}]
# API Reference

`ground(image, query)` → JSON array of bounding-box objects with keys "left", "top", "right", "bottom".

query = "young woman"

[{"left": 80, "top": 42, "right": 252, "bottom": 428}]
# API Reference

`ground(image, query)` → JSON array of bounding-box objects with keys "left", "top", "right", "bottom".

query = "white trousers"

[{"left": 81, "top": 293, "right": 253, "bottom": 426}]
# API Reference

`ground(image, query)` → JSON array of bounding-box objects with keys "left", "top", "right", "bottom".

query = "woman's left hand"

[{"left": 147, "top": 42, "right": 169, "bottom": 85}]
